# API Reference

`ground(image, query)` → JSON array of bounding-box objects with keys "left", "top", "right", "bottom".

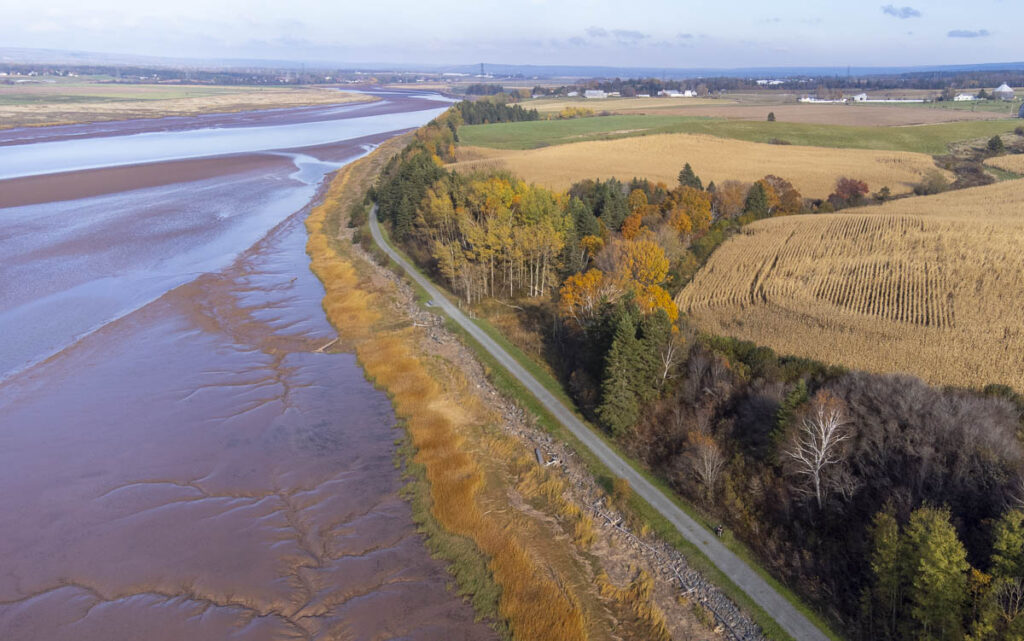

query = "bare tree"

[
  {"left": 659, "top": 333, "right": 685, "bottom": 385},
  {"left": 1010, "top": 476, "right": 1024, "bottom": 511},
  {"left": 995, "top": 577, "right": 1024, "bottom": 629},
  {"left": 688, "top": 432, "right": 727, "bottom": 501},
  {"left": 783, "top": 391, "right": 854, "bottom": 508}
]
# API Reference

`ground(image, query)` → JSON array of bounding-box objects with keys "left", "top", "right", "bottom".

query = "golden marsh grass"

[{"left": 306, "top": 144, "right": 592, "bottom": 641}]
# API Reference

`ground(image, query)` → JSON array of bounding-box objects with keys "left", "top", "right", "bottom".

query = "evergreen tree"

[
  {"left": 869, "top": 509, "right": 905, "bottom": 640},
  {"left": 772, "top": 379, "right": 809, "bottom": 451},
  {"left": 991, "top": 509, "right": 1024, "bottom": 579},
  {"left": 597, "top": 309, "right": 642, "bottom": 436},
  {"left": 904, "top": 507, "right": 970, "bottom": 641},
  {"left": 597, "top": 180, "right": 629, "bottom": 231},
  {"left": 678, "top": 163, "right": 703, "bottom": 190},
  {"left": 744, "top": 181, "right": 770, "bottom": 218},
  {"left": 636, "top": 309, "right": 672, "bottom": 401},
  {"left": 570, "top": 196, "right": 600, "bottom": 238}
]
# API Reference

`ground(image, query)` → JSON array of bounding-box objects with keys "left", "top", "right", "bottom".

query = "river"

[{"left": 0, "top": 90, "right": 497, "bottom": 640}]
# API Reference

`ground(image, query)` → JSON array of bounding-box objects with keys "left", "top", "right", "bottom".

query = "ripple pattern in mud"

[{"left": 0, "top": 213, "right": 495, "bottom": 641}]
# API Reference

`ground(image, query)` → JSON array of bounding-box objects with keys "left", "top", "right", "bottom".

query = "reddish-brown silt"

[{"left": 0, "top": 92, "right": 496, "bottom": 641}]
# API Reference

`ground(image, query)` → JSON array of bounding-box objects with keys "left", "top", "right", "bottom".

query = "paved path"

[{"left": 369, "top": 208, "right": 830, "bottom": 641}]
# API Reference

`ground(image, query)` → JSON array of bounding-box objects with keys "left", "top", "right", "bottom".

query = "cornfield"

[
  {"left": 452, "top": 133, "right": 949, "bottom": 199},
  {"left": 985, "top": 154, "right": 1024, "bottom": 174},
  {"left": 676, "top": 179, "right": 1024, "bottom": 391}
]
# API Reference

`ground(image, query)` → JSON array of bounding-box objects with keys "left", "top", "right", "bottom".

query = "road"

[{"left": 369, "top": 207, "right": 831, "bottom": 641}]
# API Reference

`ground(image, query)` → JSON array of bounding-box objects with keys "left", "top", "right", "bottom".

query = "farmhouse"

[
  {"left": 994, "top": 83, "right": 1016, "bottom": 101},
  {"left": 954, "top": 93, "right": 978, "bottom": 102},
  {"left": 584, "top": 90, "right": 606, "bottom": 99}
]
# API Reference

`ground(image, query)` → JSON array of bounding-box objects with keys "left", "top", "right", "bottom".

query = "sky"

[{"left": 2, "top": 0, "right": 1020, "bottom": 69}]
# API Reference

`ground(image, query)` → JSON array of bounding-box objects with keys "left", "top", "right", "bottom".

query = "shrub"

[
  {"left": 988, "top": 135, "right": 1006, "bottom": 153},
  {"left": 914, "top": 170, "right": 951, "bottom": 196},
  {"left": 1015, "top": 126, "right": 1024, "bottom": 136},
  {"left": 767, "top": 111, "right": 776, "bottom": 122},
  {"left": 348, "top": 202, "right": 368, "bottom": 228}
]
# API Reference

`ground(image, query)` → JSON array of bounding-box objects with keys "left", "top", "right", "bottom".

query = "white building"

[
  {"left": 799, "top": 96, "right": 847, "bottom": 104},
  {"left": 566, "top": 91, "right": 579, "bottom": 97},
  {"left": 852, "top": 93, "right": 869, "bottom": 102},
  {"left": 584, "top": 90, "right": 607, "bottom": 99},
  {"left": 954, "top": 93, "right": 978, "bottom": 102},
  {"left": 994, "top": 83, "right": 1016, "bottom": 101}
]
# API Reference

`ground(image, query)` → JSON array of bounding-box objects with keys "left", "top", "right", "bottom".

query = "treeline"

[
  {"left": 454, "top": 100, "right": 539, "bottom": 125},
  {"left": 464, "top": 83, "right": 506, "bottom": 95},
  {"left": 529, "top": 70, "right": 1024, "bottom": 97},
  {"left": 372, "top": 106, "right": 1024, "bottom": 639}
]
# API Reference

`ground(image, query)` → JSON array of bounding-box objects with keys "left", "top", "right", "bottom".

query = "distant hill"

[{"left": 3, "top": 46, "right": 1024, "bottom": 79}]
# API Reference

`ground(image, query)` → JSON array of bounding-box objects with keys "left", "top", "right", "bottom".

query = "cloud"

[
  {"left": 611, "top": 29, "right": 648, "bottom": 42},
  {"left": 567, "top": 36, "right": 587, "bottom": 46},
  {"left": 676, "top": 32, "right": 694, "bottom": 39},
  {"left": 881, "top": 5, "right": 921, "bottom": 18},
  {"left": 947, "top": 28, "right": 991, "bottom": 38},
  {"left": 586, "top": 26, "right": 608, "bottom": 38}
]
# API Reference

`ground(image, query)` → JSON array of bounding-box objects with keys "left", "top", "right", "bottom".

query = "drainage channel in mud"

[{"left": 0, "top": 93, "right": 494, "bottom": 641}]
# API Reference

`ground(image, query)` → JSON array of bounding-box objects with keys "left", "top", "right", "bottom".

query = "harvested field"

[
  {"left": 453, "top": 133, "right": 949, "bottom": 199},
  {"left": 527, "top": 96, "right": 729, "bottom": 113},
  {"left": 621, "top": 103, "right": 1012, "bottom": 125},
  {"left": 676, "top": 180, "right": 1024, "bottom": 391},
  {"left": 0, "top": 83, "right": 373, "bottom": 128},
  {"left": 985, "top": 154, "right": 1024, "bottom": 174}
]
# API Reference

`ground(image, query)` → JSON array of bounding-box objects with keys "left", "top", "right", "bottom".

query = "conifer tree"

[
  {"left": 868, "top": 509, "right": 904, "bottom": 640},
  {"left": 904, "top": 507, "right": 970, "bottom": 641},
  {"left": 597, "top": 311, "right": 642, "bottom": 436},
  {"left": 991, "top": 509, "right": 1024, "bottom": 579},
  {"left": 744, "top": 181, "right": 770, "bottom": 218},
  {"left": 678, "top": 162, "right": 703, "bottom": 190}
]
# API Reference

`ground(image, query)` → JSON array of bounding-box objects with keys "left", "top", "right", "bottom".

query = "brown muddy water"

[{"left": 0, "top": 92, "right": 497, "bottom": 640}]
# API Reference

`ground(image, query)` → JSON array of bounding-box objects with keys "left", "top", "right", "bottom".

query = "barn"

[{"left": 994, "top": 83, "right": 1016, "bottom": 101}]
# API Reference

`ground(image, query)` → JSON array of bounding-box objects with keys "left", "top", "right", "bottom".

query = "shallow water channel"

[{"left": 0, "top": 91, "right": 497, "bottom": 640}]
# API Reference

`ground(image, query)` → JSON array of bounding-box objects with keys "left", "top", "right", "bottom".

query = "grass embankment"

[
  {"left": 459, "top": 114, "right": 1020, "bottom": 154},
  {"left": 371, "top": 219, "right": 840, "bottom": 641},
  {"left": 465, "top": 313, "right": 841, "bottom": 641},
  {"left": 306, "top": 141, "right": 682, "bottom": 641}
]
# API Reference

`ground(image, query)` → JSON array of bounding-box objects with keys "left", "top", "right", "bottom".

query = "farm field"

[
  {"left": 459, "top": 114, "right": 1021, "bottom": 154},
  {"left": 985, "top": 153, "right": 1024, "bottom": 173},
  {"left": 525, "top": 96, "right": 730, "bottom": 113},
  {"left": 676, "top": 179, "right": 1024, "bottom": 391},
  {"left": 0, "top": 82, "right": 373, "bottom": 128},
  {"left": 562, "top": 101, "right": 1013, "bottom": 125},
  {"left": 452, "top": 133, "right": 949, "bottom": 198}
]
